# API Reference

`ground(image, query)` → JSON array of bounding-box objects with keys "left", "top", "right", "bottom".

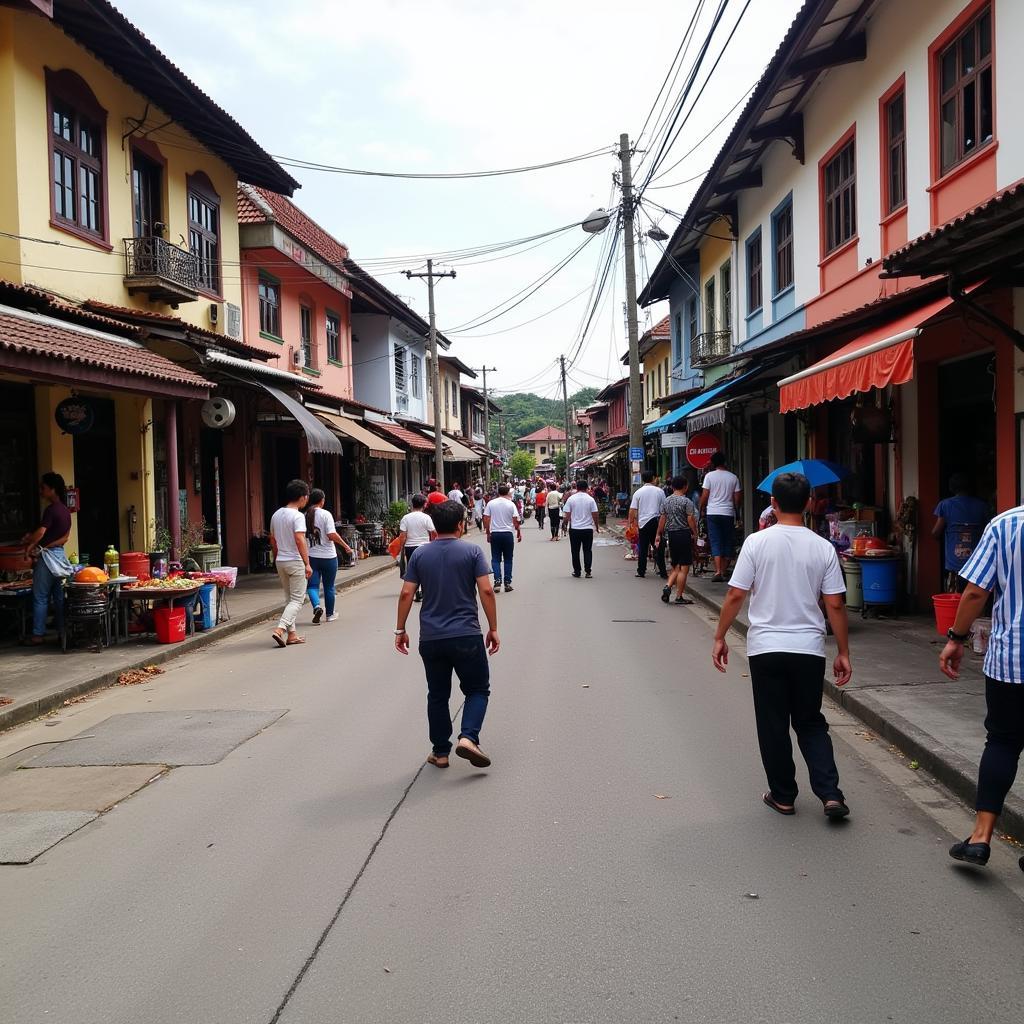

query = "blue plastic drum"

[{"left": 860, "top": 557, "right": 899, "bottom": 605}]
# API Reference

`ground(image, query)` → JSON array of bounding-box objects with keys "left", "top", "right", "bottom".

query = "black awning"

[{"left": 259, "top": 383, "right": 343, "bottom": 456}]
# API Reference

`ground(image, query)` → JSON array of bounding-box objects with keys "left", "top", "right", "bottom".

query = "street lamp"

[{"left": 582, "top": 208, "right": 611, "bottom": 234}]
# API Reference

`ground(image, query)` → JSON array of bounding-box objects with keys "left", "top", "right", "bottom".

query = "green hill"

[{"left": 492, "top": 387, "right": 598, "bottom": 448}]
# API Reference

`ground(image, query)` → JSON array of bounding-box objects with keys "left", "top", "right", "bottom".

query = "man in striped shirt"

[{"left": 939, "top": 505, "right": 1024, "bottom": 871}]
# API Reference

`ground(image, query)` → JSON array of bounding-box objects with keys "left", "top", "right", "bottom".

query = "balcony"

[
  {"left": 123, "top": 236, "right": 199, "bottom": 306},
  {"left": 690, "top": 329, "right": 732, "bottom": 367}
]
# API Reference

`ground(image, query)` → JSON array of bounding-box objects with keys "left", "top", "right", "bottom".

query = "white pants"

[{"left": 276, "top": 560, "right": 307, "bottom": 630}]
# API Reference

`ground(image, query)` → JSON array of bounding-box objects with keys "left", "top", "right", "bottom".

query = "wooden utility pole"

[
  {"left": 559, "top": 354, "right": 572, "bottom": 478},
  {"left": 404, "top": 258, "right": 455, "bottom": 486},
  {"left": 473, "top": 364, "right": 497, "bottom": 484},
  {"left": 619, "top": 133, "right": 643, "bottom": 474}
]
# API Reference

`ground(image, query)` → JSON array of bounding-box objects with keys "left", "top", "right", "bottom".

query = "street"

[{"left": 1, "top": 527, "right": 1023, "bottom": 1024}]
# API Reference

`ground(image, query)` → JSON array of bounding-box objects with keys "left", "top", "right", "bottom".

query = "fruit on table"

[{"left": 74, "top": 567, "right": 109, "bottom": 583}]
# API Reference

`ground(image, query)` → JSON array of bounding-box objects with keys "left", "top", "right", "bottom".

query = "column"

[{"left": 166, "top": 400, "right": 181, "bottom": 557}]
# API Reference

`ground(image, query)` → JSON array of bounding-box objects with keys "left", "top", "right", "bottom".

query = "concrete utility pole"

[
  {"left": 404, "top": 258, "right": 455, "bottom": 487},
  {"left": 619, "top": 132, "right": 643, "bottom": 472},
  {"left": 559, "top": 354, "right": 572, "bottom": 478},
  {"left": 473, "top": 364, "right": 497, "bottom": 484}
]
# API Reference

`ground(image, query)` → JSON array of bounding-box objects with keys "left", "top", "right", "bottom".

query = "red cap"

[{"left": 426, "top": 491, "right": 447, "bottom": 506}]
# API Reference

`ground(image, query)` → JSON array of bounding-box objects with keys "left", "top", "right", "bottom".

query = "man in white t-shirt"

[
  {"left": 562, "top": 479, "right": 600, "bottom": 578},
  {"left": 483, "top": 483, "right": 522, "bottom": 592},
  {"left": 395, "top": 493, "right": 437, "bottom": 602},
  {"left": 269, "top": 479, "right": 312, "bottom": 649},
  {"left": 447, "top": 482, "right": 464, "bottom": 503},
  {"left": 712, "top": 471, "right": 852, "bottom": 820},
  {"left": 629, "top": 471, "right": 666, "bottom": 579},
  {"left": 700, "top": 450, "right": 742, "bottom": 582}
]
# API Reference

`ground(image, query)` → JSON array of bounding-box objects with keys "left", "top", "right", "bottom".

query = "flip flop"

[
  {"left": 286, "top": 634, "right": 306, "bottom": 645},
  {"left": 272, "top": 631, "right": 286, "bottom": 648},
  {"left": 763, "top": 793, "right": 795, "bottom": 816}
]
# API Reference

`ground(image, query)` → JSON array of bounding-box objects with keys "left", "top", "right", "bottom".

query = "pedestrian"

[
  {"left": 700, "top": 451, "right": 742, "bottom": 582},
  {"left": 448, "top": 481, "right": 464, "bottom": 503},
  {"left": 562, "top": 478, "right": 600, "bottom": 578},
  {"left": 629, "top": 470, "right": 666, "bottom": 579},
  {"left": 473, "top": 486, "right": 485, "bottom": 532},
  {"left": 395, "top": 500, "right": 499, "bottom": 769},
  {"left": 394, "top": 493, "right": 437, "bottom": 603},
  {"left": 758, "top": 503, "right": 779, "bottom": 530},
  {"left": 305, "top": 488, "right": 353, "bottom": 624},
  {"left": 21, "top": 471, "right": 73, "bottom": 646},
  {"left": 932, "top": 473, "right": 990, "bottom": 592},
  {"left": 534, "top": 482, "right": 548, "bottom": 529},
  {"left": 940, "top": 504, "right": 1024, "bottom": 872},
  {"left": 545, "top": 483, "right": 563, "bottom": 541},
  {"left": 711, "top": 472, "right": 852, "bottom": 819},
  {"left": 270, "top": 479, "right": 312, "bottom": 648},
  {"left": 655, "top": 475, "right": 698, "bottom": 604},
  {"left": 484, "top": 482, "right": 522, "bottom": 592}
]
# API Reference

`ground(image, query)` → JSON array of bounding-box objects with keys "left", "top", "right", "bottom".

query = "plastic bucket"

[
  {"left": 932, "top": 592, "right": 962, "bottom": 636},
  {"left": 154, "top": 607, "right": 186, "bottom": 643},
  {"left": 861, "top": 558, "right": 899, "bottom": 606},
  {"left": 842, "top": 559, "right": 863, "bottom": 610},
  {"left": 194, "top": 583, "right": 217, "bottom": 630},
  {"left": 120, "top": 551, "right": 150, "bottom": 581}
]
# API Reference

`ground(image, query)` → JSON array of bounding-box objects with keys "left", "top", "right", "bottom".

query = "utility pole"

[
  {"left": 619, "top": 132, "right": 643, "bottom": 476},
  {"left": 472, "top": 365, "right": 497, "bottom": 484},
  {"left": 559, "top": 354, "right": 572, "bottom": 479},
  {"left": 404, "top": 258, "right": 455, "bottom": 487}
]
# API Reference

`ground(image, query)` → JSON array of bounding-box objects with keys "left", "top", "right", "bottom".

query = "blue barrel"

[
  {"left": 194, "top": 582, "right": 217, "bottom": 629},
  {"left": 860, "top": 557, "right": 899, "bottom": 605}
]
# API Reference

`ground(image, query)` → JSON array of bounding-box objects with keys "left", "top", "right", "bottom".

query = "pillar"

[{"left": 166, "top": 400, "right": 180, "bottom": 557}]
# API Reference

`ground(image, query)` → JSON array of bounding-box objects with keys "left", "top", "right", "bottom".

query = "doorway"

[
  {"left": 200, "top": 428, "right": 227, "bottom": 555},
  {"left": 131, "top": 150, "right": 162, "bottom": 239},
  {"left": 938, "top": 353, "right": 997, "bottom": 507},
  {"left": 73, "top": 397, "right": 119, "bottom": 566},
  {"left": 261, "top": 434, "right": 301, "bottom": 530}
]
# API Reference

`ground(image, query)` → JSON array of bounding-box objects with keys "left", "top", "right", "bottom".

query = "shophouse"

[
  {"left": 623, "top": 317, "right": 672, "bottom": 476},
  {"left": 459, "top": 384, "right": 501, "bottom": 480}
]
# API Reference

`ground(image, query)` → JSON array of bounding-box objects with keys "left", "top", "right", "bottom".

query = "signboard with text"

[
  {"left": 660, "top": 431, "right": 687, "bottom": 448},
  {"left": 685, "top": 431, "right": 721, "bottom": 470},
  {"left": 629, "top": 447, "right": 644, "bottom": 461}
]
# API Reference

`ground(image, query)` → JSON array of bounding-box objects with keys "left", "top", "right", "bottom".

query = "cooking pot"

[{"left": 0, "top": 545, "right": 31, "bottom": 572}]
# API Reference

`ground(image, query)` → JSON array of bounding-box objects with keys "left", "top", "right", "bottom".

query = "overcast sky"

[{"left": 119, "top": 0, "right": 804, "bottom": 399}]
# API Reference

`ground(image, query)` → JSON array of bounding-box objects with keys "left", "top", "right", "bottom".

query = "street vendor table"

[
  {"left": 0, "top": 583, "right": 32, "bottom": 642},
  {"left": 117, "top": 582, "right": 203, "bottom": 640}
]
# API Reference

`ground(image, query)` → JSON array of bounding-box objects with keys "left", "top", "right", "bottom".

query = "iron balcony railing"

[
  {"left": 123, "top": 236, "right": 199, "bottom": 296},
  {"left": 690, "top": 329, "right": 732, "bottom": 367}
]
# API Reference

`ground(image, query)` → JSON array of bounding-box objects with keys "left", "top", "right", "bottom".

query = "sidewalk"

[
  {"left": 0, "top": 556, "right": 397, "bottom": 733},
  {"left": 607, "top": 518, "right": 1024, "bottom": 838}
]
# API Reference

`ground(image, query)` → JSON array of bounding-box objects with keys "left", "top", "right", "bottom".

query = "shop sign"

[
  {"left": 685, "top": 431, "right": 720, "bottom": 470},
  {"left": 661, "top": 431, "right": 688, "bottom": 448},
  {"left": 54, "top": 396, "right": 95, "bottom": 435},
  {"left": 628, "top": 447, "right": 644, "bottom": 461}
]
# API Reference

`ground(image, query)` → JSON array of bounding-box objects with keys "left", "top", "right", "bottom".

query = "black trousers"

[
  {"left": 976, "top": 677, "right": 1024, "bottom": 814},
  {"left": 749, "top": 652, "right": 843, "bottom": 805},
  {"left": 548, "top": 510, "right": 561, "bottom": 538},
  {"left": 637, "top": 518, "right": 666, "bottom": 577},
  {"left": 569, "top": 528, "right": 594, "bottom": 574}
]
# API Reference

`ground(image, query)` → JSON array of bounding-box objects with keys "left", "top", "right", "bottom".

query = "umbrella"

[{"left": 757, "top": 459, "right": 851, "bottom": 493}]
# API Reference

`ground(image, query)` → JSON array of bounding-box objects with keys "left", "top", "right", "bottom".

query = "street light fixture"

[{"left": 581, "top": 208, "right": 611, "bottom": 234}]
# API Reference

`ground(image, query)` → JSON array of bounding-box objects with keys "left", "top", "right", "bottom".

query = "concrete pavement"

[{"left": 1, "top": 527, "right": 1022, "bottom": 1023}]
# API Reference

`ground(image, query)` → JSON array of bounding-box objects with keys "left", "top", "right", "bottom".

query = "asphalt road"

[{"left": 1, "top": 525, "right": 1022, "bottom": 1024}]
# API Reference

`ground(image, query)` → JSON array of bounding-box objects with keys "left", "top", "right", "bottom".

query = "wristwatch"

[
  {"left": 946, "top": 626, "right": 973, "bottom": 644},
  {"left": 394, "top": 628, "right": 406, "bottom": 635}
]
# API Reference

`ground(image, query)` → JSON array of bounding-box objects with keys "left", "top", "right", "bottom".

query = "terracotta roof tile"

[
  {"left": 237, "top": 185, "right": 349, "bottom": 267},
  {"left": 368, "top": 421, "right": 435, "bottom": 452},
  {"left": 517, "top": 426, "right": 566, "bottom": 442}
]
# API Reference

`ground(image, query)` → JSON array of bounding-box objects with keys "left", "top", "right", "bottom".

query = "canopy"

[
  {"left": 644, "top": 368, "right": 761, "bottom": 435},
  {"left": 421, "top": 429, "right": 484, "bottom": 463},
  {"left": 593, "top": 441, "right": 627, "bottom": 465},
  {"left": 317, "top": 412, "right": 404, "bottom": 461},
  {"left": 777, "top": 294, "right": 957, "bottom": 413},
  {"left": 257, "top": 382, "right": 342, "bottom": 455}
]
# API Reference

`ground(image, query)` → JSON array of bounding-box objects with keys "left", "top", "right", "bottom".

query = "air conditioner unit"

[
  {"left": 225, "top": 302, "right": 242, "bottom": 340},
  {"left": 208, "top": 303, "right": 219, "bottom": 327}
]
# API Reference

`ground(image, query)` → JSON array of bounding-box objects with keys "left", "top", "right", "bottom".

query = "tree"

[
  {"left": 554, "top": 450, "right": 568, "bottom": 478},
  {"left": 509, "top": 450, "right": 536, "bottom": 481},
  {"left": 490, "top": 387, "right": 599, "bottom": 447}
]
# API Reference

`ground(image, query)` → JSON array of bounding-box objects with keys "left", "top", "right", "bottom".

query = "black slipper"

[
  {"left": 763, "top": 793, "right": 795, "bottom": 816},
  {"left": 823, "top": 800, "right": 850, "bottom": 820}
]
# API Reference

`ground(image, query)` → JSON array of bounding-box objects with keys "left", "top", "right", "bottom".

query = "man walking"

[
  {"left": 484, "top": 482, "right": 522, "bottom": 593},
  {"left": 394, "top": 493, "right": 437, "bottom": 602},
  {"left": 700, "top": 451, "right": 742, "bottom": 582},
  {"left": 269, "top": 479, "right": 312, "bottom": 648},
  {"left": 712, "top": 472, "right": 852, "bottom": 819},
  {"left": 940, "top": 504, "right": 1024, "bottom": 871},
  {"left": 448, "top": 481, "right": 464, "bottom": 503},
  {"left": 629, "top": 470, "right": 666, "bottom": 579},
  {"left": 562, "top": 479, "right": 600, "bottom": 578},
  {"left": 545, "top": 483, "right": 563, "bottom": 541},
  {"left": 395, "top": 500, "right": 499, "bottom": 769},
  {"left": 655, "top": 475, "right": 698, "bottom": 604}
]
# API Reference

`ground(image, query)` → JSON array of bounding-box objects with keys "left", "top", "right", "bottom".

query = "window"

[
  {"left": 687, "top": 297, "right": 697, "bottom": 344},
  {"left": 540, "top": 446, "right": 547, "bottom": 456},
  {"left": 394, "top": 345, "right": 407, "bottom": 392},
  {"left": 673, "top": 311, "right": 682, "bottom": 361},
  {"left": 884, "top": 90, "right": 907, "bottom": 212},
  {"left": 823, "top": 138, "right": 857, "bottom": 254},
  {"left": 772, "top": 201, "right": 794, "bottom": 294},
  {"left": 187, "top": 174, "right": 220, "bottom": 294},
  {"left": 299, "top": 305, "right": 313, "bottom": 368},
  {"left": 938, "top": 6, "right": 993, "bottom": 175},
  {"left": 258, "top": 275, "right": 280, "bottom": 337},
  {"left": 47, "top": 71, "right": 106, "bottom": 241},
  {"left": 746, "top": 231, "right": 762, "bottom": 313},
  {"left": 720, "top": 260, "right": 732, "bottom": 333},
  {"left": 704, "top": 278, "right": 716, "bottom": 334},
  {"left": 326, "top": 312, "right": 341, "bottom": 362},
  {"left": 410, "top": 354, "right": 421, "bottom": 398}
]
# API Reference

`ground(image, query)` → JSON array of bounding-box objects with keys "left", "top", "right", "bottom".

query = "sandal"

[
  {"left": 272, "top": 630, "right": 286, "bottom": 648},
  {"left": 763, "top": 793, "right": 796, "bottom": 816},
  {"left": 286, "top": 634, "right": 306, "bottom": 645}
]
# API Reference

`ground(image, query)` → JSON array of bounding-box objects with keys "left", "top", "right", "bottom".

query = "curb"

[
  {"left": 0, "top": 559, "right": 397, "bottom": 734},
  {"left": 606, "top": 522, "right": 1024, "bottom": 837}
]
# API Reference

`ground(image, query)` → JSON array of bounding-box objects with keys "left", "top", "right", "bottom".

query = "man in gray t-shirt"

[{"left": 396, "top": 500, "right": 500, "bottom": 770}]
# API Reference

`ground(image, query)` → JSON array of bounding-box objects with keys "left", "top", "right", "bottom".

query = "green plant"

[
  {"left": 150, "top": 521, "right": 172, "bottom": 554},
  {"left": 509, "top": 450, "right": 536, "bottom": 481},
  {"left": 385, "top": 500, "right": 409, "bottom": 535},
  {"left": 554, "top": 450, "right": 568, "bottom": 478}
]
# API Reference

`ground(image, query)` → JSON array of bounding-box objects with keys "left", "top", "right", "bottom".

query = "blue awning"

[{"left": 644, "top": 368, "right": 762, "bottom": 435}]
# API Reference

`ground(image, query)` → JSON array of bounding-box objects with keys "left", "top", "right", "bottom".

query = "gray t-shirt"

[
  {"left": 663, "top": 494, "right": 697, "bottom": 531},
  {"left": 403, "top": 539, "right": 491, "bottom": 641}
]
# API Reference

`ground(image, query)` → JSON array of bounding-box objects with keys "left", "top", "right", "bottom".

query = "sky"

[{"left": 118, "top": 0, "right": 804, "bottom": 400}]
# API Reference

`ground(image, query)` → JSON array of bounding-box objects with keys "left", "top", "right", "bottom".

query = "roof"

[
  {"left": 624, "top": 315, "right": 673, "bottom": 364},
  {"left": 368, "top": 421, "right": 436, "bottom": 453},
  {"left": 0, "top": 279, "right": 142, "bottom": 338},
  {"left": 238, "top": 185, "right": 348, "bottom": 266},
  {"left": 595, "top": 377, "right": 629, "bottom": 402},
  {"left": 48, "top": 0, "right": 297, "bottom": 194},
  {"left": 346, "top": 259, "right": 451, "bottom": 349},
  {"left": 460, "top": 384, "right": 502, "bottom": 413},
  {"left": 438, "top": 353, "right": 477, "bottom": 378},
  {"left": 517, "top": 425, "right": 566, "bottom": 443}
]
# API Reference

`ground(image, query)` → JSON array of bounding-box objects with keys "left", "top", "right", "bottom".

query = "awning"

[
  {"left": 369, "top": 421, "right": 436, "bottom": 453},
  {"left": 422, "top": 429, "right": 483, "bottom": 463},
  {"left": 257, "top": 382, "right": 343, "bottom": 455},
  {"left": 686, "top": 401, "right": 727, "bottom": 431},
  {"left": 644, "top": 368, "right": 761, "bottom": 435},
  {"left": 317, "top": 412, "right": 404, "bottom": 460},
  {"left": 777, "top": 294, "right": 957, "bottom": 413},
  {"left": 594, "top": 441, "right": 627, "bottom": 465}
]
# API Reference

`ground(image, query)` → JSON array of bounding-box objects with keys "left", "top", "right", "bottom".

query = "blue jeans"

[
  {"left": 706, "top": 514, "right": 735, "bottom": 558},
  {"left": 419, "top": 634, "right": 490, "bottom": 754},
  {"left": 32, "top": 553, "right": 65, "bottom": 637},
  {"left": 307, "top": 556, "right": 339, "bottom": 616},
  {"left": 490, "top": 531, "right": 515, "bottom": 584}
]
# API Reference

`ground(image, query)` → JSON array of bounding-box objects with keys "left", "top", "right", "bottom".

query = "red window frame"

[
  {"left": 820, "top": 127, "right": 857, "bottom": 257},
  {"left": 879, "top": 77, "right": 907, "bottom": 215}
]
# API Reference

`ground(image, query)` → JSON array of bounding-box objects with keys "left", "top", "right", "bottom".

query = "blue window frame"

[
  {"left": 770, "top": 194, "right": 794, "bottom": 298},
  {"left": 672, "top": 311, "right": 682, "bottom": 363},
  {"left": 745, "top": 228, "right": 762, "bottom": 314}
]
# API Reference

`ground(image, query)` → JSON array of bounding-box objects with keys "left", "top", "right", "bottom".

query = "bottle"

[{"left": 104, "top": 544, "right": 120, "bottom": 579}]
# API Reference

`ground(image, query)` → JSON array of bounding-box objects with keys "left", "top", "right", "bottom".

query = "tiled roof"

[
  {"left": 646, "top": 315, "right": 671, "bottom": 340},
  {"left": 237, "top": 184, "right": 349, "bottom": 267},
  {"left": 0, "top": 306, "right": 212, "bottom": 391},
  {"left": 367, "top": 421, "right": 435, "bottom": 452},
  {"left": 517, "top": 426, "right": 566, "bottom": 443},
  {"left": 0, "top": 279, "right": 142, "bottom": 338}
]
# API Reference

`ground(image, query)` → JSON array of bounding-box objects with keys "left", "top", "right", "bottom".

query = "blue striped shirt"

[{"left": 959, "top": 505, "right": 1024, "bottom": 684}]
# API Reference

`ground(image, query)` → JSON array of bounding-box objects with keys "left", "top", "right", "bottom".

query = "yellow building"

[
  {"left": 516, "top": 427, "right": 567, "bottom": 467},
  {"left": 0, "top": 1, "right": 296, "bottom": 561}
]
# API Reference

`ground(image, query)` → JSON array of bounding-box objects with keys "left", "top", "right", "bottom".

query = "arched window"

[{"left": 187, "top": 171, "right": 221, "bottom": 294}]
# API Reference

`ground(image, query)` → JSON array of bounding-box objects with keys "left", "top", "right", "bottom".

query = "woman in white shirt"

[{"left": 305, "top": 489, "right": 353, "bottom": 624}]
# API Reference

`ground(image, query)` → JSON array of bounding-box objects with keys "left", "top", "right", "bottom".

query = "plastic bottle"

[{"left": 104, "top": 544, "right": 120, "bottom": 579}]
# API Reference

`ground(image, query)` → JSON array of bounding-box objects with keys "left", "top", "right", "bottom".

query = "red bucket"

[
  {"left": 153, "top": 607, "right": 186, "bottom": 644},
  {"left": 932, "top": 593, "right": 962, "bottom": 636},
  {"left": 120, "top": 551, "right": 150, "bottom": 581}
]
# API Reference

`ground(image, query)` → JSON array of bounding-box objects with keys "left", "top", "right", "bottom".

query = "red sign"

[{"left": 686, "top": 431, "right": 720, "bottom": 470}]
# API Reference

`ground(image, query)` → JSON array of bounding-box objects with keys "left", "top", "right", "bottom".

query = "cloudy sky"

[{"left": 119, "top": 0, "right": 803, "bottom": 399}]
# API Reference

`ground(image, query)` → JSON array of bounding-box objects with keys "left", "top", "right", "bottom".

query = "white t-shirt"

[
  {"left": 448, "top": 488, "right": 464, "bottom": 503},
  {"left": 729, "top": 525, "right": 846, "bottom": 658},
  {"left": 270, "top": 506, "right": 306, "bottom": 563},
  {"left": 630, "top": 484, "right": 665, "bottom": 527},
  {"left": 307, "top": 507, "right": 339, "bottom": 559},
  {"left": 562, "top": 491, "right": 599, "bottom": 530},
  {"left": 485, "top": 496, "right": 521, "bottom": 533},
  {"left": 400, "top": 509, "right": 434, "bottom": 548},
  {"left": 545, "top": 490, "right": 563, "bottom": 510},
  {"left": 703, "top": 468, "right": 741, "bottom": 516}
]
